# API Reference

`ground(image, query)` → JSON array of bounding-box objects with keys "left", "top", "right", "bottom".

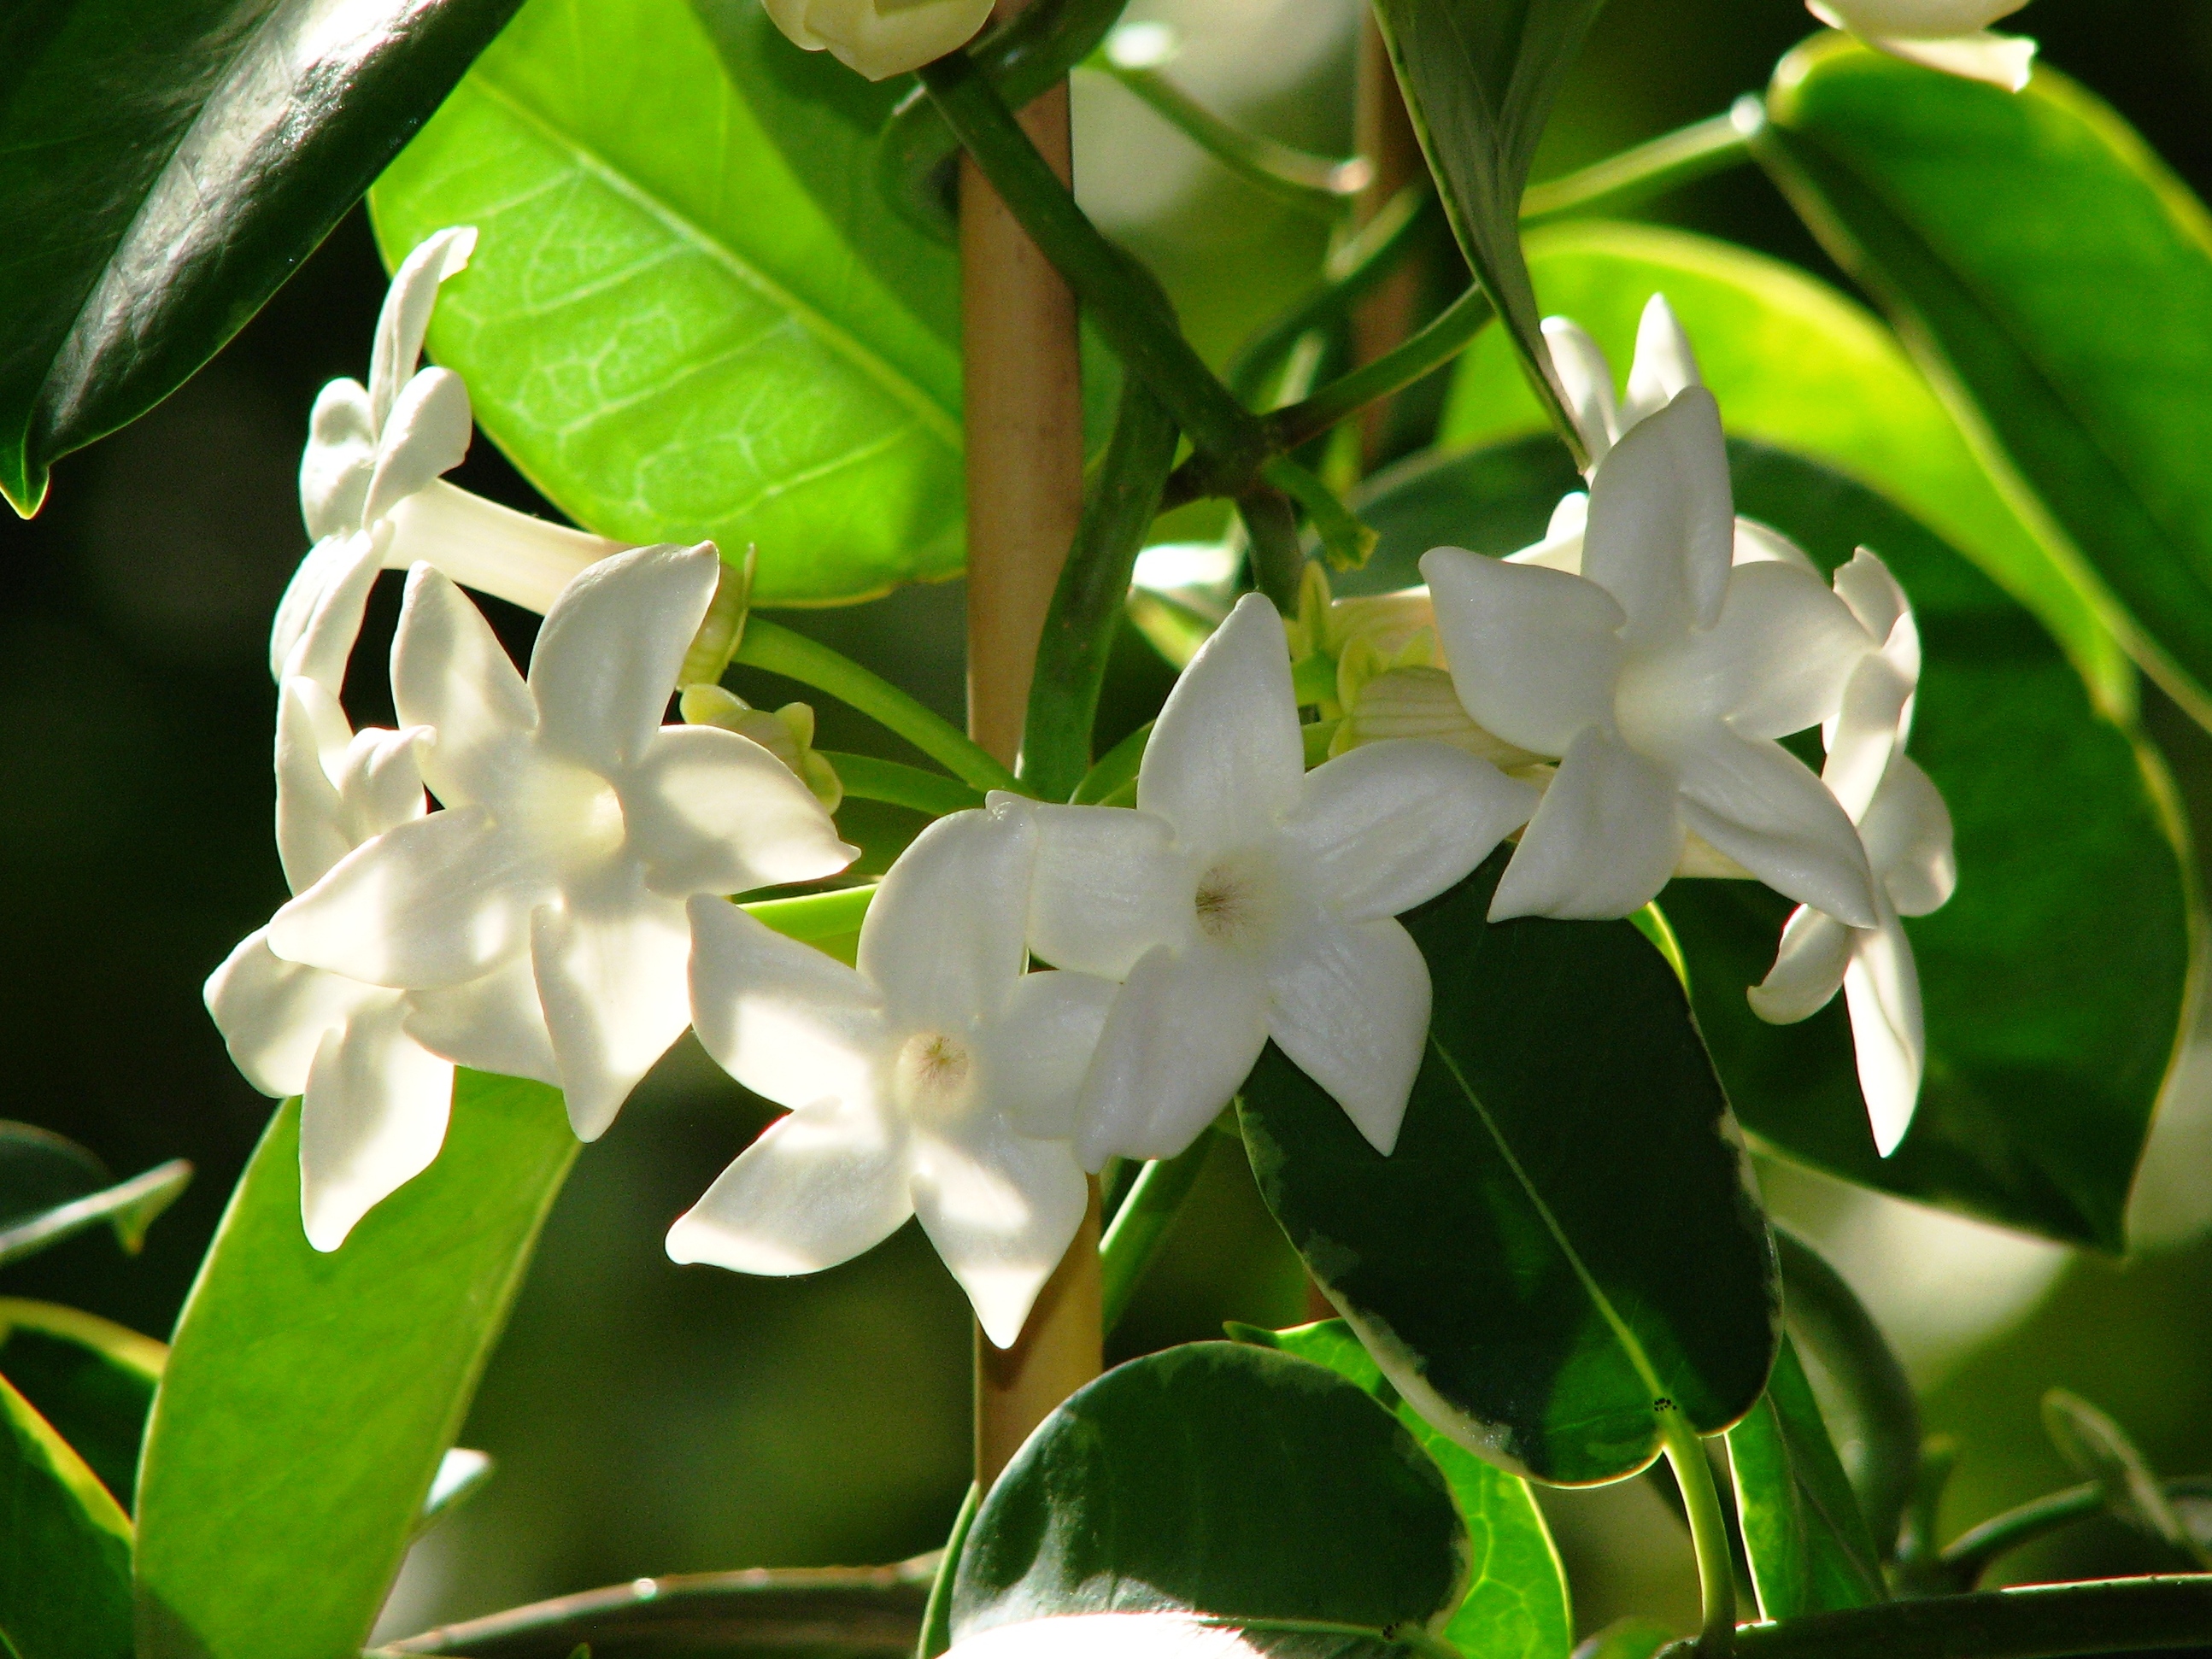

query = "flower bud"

[
  {"left": 760, "top": 0, "right": 995, "bottom": 81},
  {"left": 682, "top": 684, "right": 844, "bottom": 812}
]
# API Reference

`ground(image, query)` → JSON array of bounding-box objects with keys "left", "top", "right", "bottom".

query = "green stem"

[
  {"left": 1261, "top": 454, "right": 1375, "bottom": 572},
  {"left": 1021, "top": 378, "right": 1179, "bottom": 803},
  {"left": 1521, "top": 103, "right": 1760, "bottom": 226},
  {"left": 1099, "top": 1136, "right": 1217, "bottom": 1335},
  {"left": 919, "top": 53, "right": 1266, "bottom": 480},
  {"left": 821, "top": 754, "right": 984, "bottom": 818},
  {"left": 1237, "top": 485, "right": 1305, "bottom": 613},
  {"left": 1940, "top": 1477, "right": 2212, "bottom": 1586},
  {"left": 1072, "top": 718, "right": 1151, "bottom": 806},
  {"left": 1669, "top": 1574, "right": 2212, "bottom": 1659},
  {"left": 1094, "top": 62, "right": 1368, "bottom": 213},
  {"left": 733, "top": 618, "right": 1019, "bottom": 797},
  {"left": 1264, "top": 284, "right": 1495, "bottom": 454},
  {"left": 742, "top": 884, "right": 877, "bottom": 945},
  {"left": 916, "top": 1481, "right": 981, "bottom": 1659},
  {"left": 1661, "top": 1404, "right": 1738, "bottom": 1657}
]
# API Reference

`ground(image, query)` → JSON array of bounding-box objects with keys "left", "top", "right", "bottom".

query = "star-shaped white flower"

[
  {"left": 1023, "top": 593, "right": 1540, "bottom": 1168},
  {"left": 672, "top": 804, "right": 1111, "bottom": 1347},
  {"left": 1751, "top": 551, "right": 1957, "bottom": 1156},
  {"left": 267, "top": 542, "right": 857, "bottom": 1140},
  {"left": 1808, "top": 0, "right": 2037, "bottom": 91},
  {"left": 1423, "top": 387, "right": 1879, "bottom": 926}
]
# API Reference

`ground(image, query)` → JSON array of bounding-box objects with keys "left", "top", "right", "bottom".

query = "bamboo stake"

[
  {"left": 1349, "top": 10, "right": 1428, "bottom": 465},
  {"left": 959, "top": 3, "right": 1100, "bottom": 1486}
]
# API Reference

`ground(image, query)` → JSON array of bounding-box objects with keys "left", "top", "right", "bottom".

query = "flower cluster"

[{"left": 210, "top": 233, "right": 1954, "bottom": 1345}]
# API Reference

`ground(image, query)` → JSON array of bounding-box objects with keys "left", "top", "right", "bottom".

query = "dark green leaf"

[
  {"left": 136, "top": 1072, "right": 578, "bottom": 1659},
  {"left": 950, "top": 1343, "right": 1468, "bottom": 1640},
  {"left": 0, "top": 1371, "right": 132, "bottom": 1659},
  {"left": 1434, "top": 218, "right": 2133, "bottom": 718},
  {"left": 0, "top": 0, "right": 524, "bottom": 517},
  {"left": 1757, "top": 38, "right": 2212, "bottom": 729},
  {"left": 0, "top": 1123, "right": 107, "bottom": 1221},
  {"left": 1233, "top": 1321, "right": 1572, "bottom": 1659},
  {"left": 0, "top": 1299, "right": 162, "bottom": 1515},
  {"left": 367, "top": 0, "right": 966, "bottom": 605},
  {"left": 1240, "top": 854, "right": 1778, "bottom": 1486},
  {"left": 1352, "top": 435, "right": 2192, "bottom": 1249},
  {"left": 1370, "top": 0, "right": 1608, "bottom": 446},
  {"left": 1726, "top": 1336, "right": 1886, "bottom": 1621},
  {"left": 2043, "top": 1389, "right": 2210, "bottom": 1568},
  {"left": 0, "top": 1157, "right": 191, "bottom": 1269}
]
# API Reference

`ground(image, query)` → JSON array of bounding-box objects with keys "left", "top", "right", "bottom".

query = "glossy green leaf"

[
  {"left": 0, "top": 1300, "right": 162, "bottom": 1515},
  {"left": 1370, "top": 0, "right": 1605, "bottom": 443},
  {"left": 367, "top": 0, "right": 965, "bottom": 605},
  {"left": 1757, "top": 39, "right": 2212, "bottom": 730},
  {"left": 0, "top": 0, "right": 524, "bottom": 518},
  {"left": 950, "top": 1343, "right": 1468, "bottom": 1641},
  {"left": 1435, "top": 218, "right": 2132, "bottom": 715},
  {"left": 0, "top": 1370, "right": 132, "bottom": 1659},
  {"left": 1351, "top": 435, "right": 2192, "bottom": 1249},
  {"left": 1726, "top": 1336, "right": 1885, "bottom": 1621},
  {"left": 1232, "top": 1321, "right": 1572, "bottom": 1659},
  {"left": 2043, "top": 1389, "right": 2210, "bottom": 1568},
  {"left": 1240, "top": 853, "right": 1778, "bottom": 1486},
  {"left": 136, "top": 1072, "right": 578, "bottom": 1659}
]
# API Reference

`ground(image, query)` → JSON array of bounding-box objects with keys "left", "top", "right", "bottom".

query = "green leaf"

[
  {"left": 918, "top": 1481, "right": 981, "bottom": 1659},
  {"left": 1239, "top": 853, "right": 1779, "bottom": 1486},
  {"left": 1433, "top": 218, "right": 2133, "bottom": 718},
  {"left": 0, "top": 1371, "right": 132, "bottom": 1659},
  {"left": 1351, "top": 435, "right": 2193, "bottom": 1249},
  {"left": 2043, "top": 1388, "right": 2211, "bottom": 1568},
  {"left": 949, "top": 1343, "right": 1469, "bottom": 1641},
  {"left": 367, "top": 0, "right": 965, "bottom": 606},
  {"left": 1726, "top": 1336, "right": 1886, "bottom": 1621},
  {"left": 1567, "top": 1620, "right": 1678, "bottom": 1659},
  {"left": 1370, "top": 0, "right": 1607, "bottom": 448},
  {"left": 0, "top": 1300, "right": 162, "bottom": 1515},
  {"left": 1757, "top": 39, "right": 2212, "bottom": 730},
  {"left": 0, "top": 1121, "right": 191, "bottom": 1268},
  {"left": 0, "top": 0, "right": 523, "bottom": 518},
  {"left": 1233, "top": 1321, "right": 1572, "bottom": 1659},
  {"left": 135, "top": 1072, "right": 578, "bottom": 1659}
]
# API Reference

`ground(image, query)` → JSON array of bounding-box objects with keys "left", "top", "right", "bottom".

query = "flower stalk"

[{"left": 1660, "top": 1403, "right": 1738, "bottom": 1658}]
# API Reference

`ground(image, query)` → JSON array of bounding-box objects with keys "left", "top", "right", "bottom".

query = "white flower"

[
  {"left": 267, "top": 542, "right": 857, "bottom": 1140},
  {"left": 671, "top": 805, "right": 1110, "bottom": 1347},
  {"left": 1808, "top": 0, "right": 2037, "bottom": 91},
  {"left": 761, "top": 0, "right": 994, "bottom": 81},
  {"left": 1751, "top": 551, "right": 1957, "bottom": 1157},
  {"left": 1023, "top": 594, "right": 1540, "bottom": 1167},
  {"left": 945, "top": 1615, "right": 1275, "bottom": 1659},
  {"left": 271, "top": 226, "right": 628, "bottom": 685},
  {"left": 1423, "top": 387, "right": 1878, "bottom": 926},
  {"left": 1545, "top": 294, "right": 1704, "bottom": 476}
]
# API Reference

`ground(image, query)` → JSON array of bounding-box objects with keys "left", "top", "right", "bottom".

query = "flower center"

[
  {"left": 893, "top": 1029, "right": 977, "bottom": 1124},
  {"left": 1192, "top": 847, "right": 1279, "bottom": 951},
  {"left": 514, "top": 759, "right": 629, "bottom": 875}
]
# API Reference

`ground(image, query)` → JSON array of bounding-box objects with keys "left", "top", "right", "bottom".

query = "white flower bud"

[{"left": 760, "top": 0, "right": 995, "bottom": 81}]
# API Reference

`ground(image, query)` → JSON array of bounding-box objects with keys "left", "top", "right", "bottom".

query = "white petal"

[
  {"left": 270, "top": 531, "right": 375, "bottom": 687},
  {"left": 686, "top": 894, "right": 887, "bottom": 1113},
  {"left": 1283, "top": 740, "right": 1536, "bottom": 923},
  {"left": 391, "top": 564, "right": 536, "bottom": 808},
  {"left": 269, "top": 805, "right": 542, "bottom": 988},
  {"left": 283, "top": 526, "right": 387, "bottom": 695},
  {"left": 1073, "top": 943, "right": 1267, "bottom": 1170},
  {"left": 1699, "top": 560, "right": 1872, "bottom": 740},
  {"left": 300, "top": 379, "right": 377, "bottom": 542},
  {"left": 912, "top": 1118, "right": 1089, "bottom": 1348},
  {"left": 621, "top": 724, "right": 855, "bottom": 899},
  {"left": 298, "top": 999, "right": 455, "bottom": 1252},
  {"left": 1832, "top": 548, "right": 1908, "bottom": 647},
  {"left": 666, "top": 1094, "right": 912, "bottom": 1275},
  {"left": 331, "top": 722, "right": 432, "bottom": 846},
  {"left": 1863, "top": 754, "right": 1957, "bottom": 916},
  {"left": 384, "top": 478, "right": 624, "bottom": 614},
  {"left": 1746, "top": 906, "right": 1854, "bottom": 1025},
  {"left": 862, "top": 806, "right": 1033, "bottom": 1029},
  {"left": 1137, "top": 593, "right": 1305, "bottom": 862},
  {"left": 945, "top": 1615, "right": 1269, "bottom": 1659},
  {"left": 1822, "top": 652, "right": 1915, "bottom": 824},
  {"left": 1422, "top": 547, "right": 1625, "bottom": 756},
  {"left": 772, "top": 0, "right": 995, "bottom": 81},
  {"left": 402, "top": 954, "right": 560, "bottom": 1087},
  {"left": 368, "top": 226, "right": 477, "bottom": 431},
  {"left": 205, "top": 929, "right": 377, "bottom": 1098},
  {"left": 1622, "top": 293, "right": 1703, "bottom": 430},
  {"left": 1541, "top": 316, "right": 1620, "bottom": 466},
  {"left": 531, "top": 876, "right": 694, "bottom": 1140},
  {"left": 1865, "top": 28, "right": 2036, "bottom": 90},
  {"left": 983, "top": 970, "right": 1118, "bottom": 1140},
  {"left": 275, "top": 679, "right": 352, "bottom": 894},
  {"left": 1733, "top": 519, "right": 1822, "bottom": 577},
  {"left": 530, "top": 542, "right": 721, "bottom": 772},
  {"left": 1809, "top": 0, "right": 2027, "bottom": 32},
  {"left": 1677, "top": 730, "right": 1879, "bottom": 928},
  {"left": 1491, "top": 727, "right": 1684, "bottom": 920},
  {"left": 361, "top": 368, "right": 472, "bottom": 526},
  {"left": 1026, "top": 803, "right": 1192, "bottom": 979},
  {"left": 1845, "top": 912, "right": 1925, "bottom": 1157},
  {"left": 1582, "top": 386, "right": 1734, "bottom": 642},
  {"left": 1265, "top": 912, "right": 1430, "bottom": 1156}
]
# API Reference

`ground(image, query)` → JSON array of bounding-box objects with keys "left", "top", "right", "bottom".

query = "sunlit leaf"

[
  {"left": 1241, "top": 853, "right": 1779, "bottom": 1486},
  {"left": 135, "top": 1072, "right": 578, "bottom": 1659},
  {"left": 0, "top": 1371, "right": 132, "bottom": 1659},
  {"left": 0, "top": 0, "right": 525, "bottom": 517},
  {"left": 0, "top": 1300, "right": 162, "bottom": 1514}
]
